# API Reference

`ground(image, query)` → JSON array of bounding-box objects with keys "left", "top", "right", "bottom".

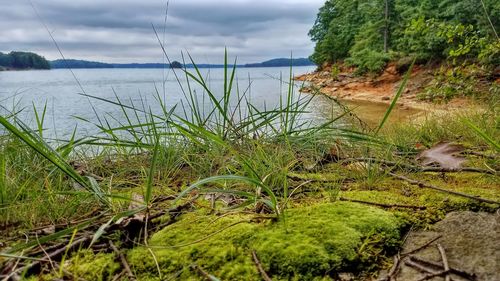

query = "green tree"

[
  {"left": 0, "top": 52, "right": 50, "bottom": 69},
  {"left": 170, "top": 61, "right": 183, "bottom": 69},
  {"left": 309, "top": 0, "right": 364, "bottom": 65},
  {"left": 309, "top": 0, "right": 500, "bottom": 72}
]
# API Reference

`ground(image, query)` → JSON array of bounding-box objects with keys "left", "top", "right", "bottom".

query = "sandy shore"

[{"left": 295, "top": 64, "right": 473, "bottom": 113}]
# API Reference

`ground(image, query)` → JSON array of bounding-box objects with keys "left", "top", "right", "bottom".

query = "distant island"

[
  {"left": 0, "top": 51, "right": 315, "bottom": 70},
  {"left": 50, "top": 58, "right": 315, "bottom": 69},
  {"left": 0, "top": 51, "right": 50, "bottom": 70}
]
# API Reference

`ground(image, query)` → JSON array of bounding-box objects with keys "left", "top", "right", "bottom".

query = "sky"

[{"left": 0, "top": 0, "right": 325, "bottom": 64}]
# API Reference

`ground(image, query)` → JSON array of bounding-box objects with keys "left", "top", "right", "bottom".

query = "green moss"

[
  {"left": 127, "top": 202, "right": 402, "bottom": 280},
  {"left": 340, "top": 173, "right": 499, "bottom": 227},
  {"left": 36, "top": 250, "right": 120, "bottom": 281},
  {"left": 65, "top": 250, "right": 120, "bottom": 281}
]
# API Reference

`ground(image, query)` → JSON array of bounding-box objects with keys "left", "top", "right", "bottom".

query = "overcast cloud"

[{"left": 0, "top": 0, "right": 324, "bottom": 63}]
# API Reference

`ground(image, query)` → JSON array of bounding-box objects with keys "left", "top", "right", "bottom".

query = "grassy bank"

[{"left": 0, "top": 55, "right": 498, "bottom": 280}]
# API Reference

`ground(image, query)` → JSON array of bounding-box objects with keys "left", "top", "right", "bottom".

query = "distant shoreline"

[
  {"left": 49, "top": 58, "right": 316, "bottom": 69},
  {"left": 0, "top": 67, "right": 51, "bottom": 71},
  {"left": 0, "top": 65, "right": 316, "bottom": 71}
]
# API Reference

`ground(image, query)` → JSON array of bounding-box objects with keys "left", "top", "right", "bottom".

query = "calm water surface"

[{"left": 0, "top": 66, "right": 416, "bottom": 138}]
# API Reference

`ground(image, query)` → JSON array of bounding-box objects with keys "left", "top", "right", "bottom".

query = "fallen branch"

[
  {"left": 463, "top": 150, "right": 499, "bottom": 160},
  {"left": 109, "top": 241, "right": 135, "bottom": 281},
  {"left": 287, "top": 173, "right": 346, "bottom": 183},
  {"left": 339, "top": 197, "right": 426, "bottom": 210},
  {"left": 416, "top": 270, "right": 451, "bottom": 281},
  {"left": 252, "top": 250, "right": 273, "bottom": 281},
  {"left": 409, "top": 256, "right": 476, "bottom": 280},
  {"left": 405, "top": 259, "right": 440, "bottom": 275},
  {"left": 344, "top": 158, "right": 497, "bottom": 175},
  {"left": 383, "top": 228, "right": 414, "bottom": 281},
  {"left": 380, "top": 255, "right": 400, "bottom": 281},
  {"left": 111, "top": 271, "right": 124, "bottom": 281},
  {"left": 2, "top": 198, "right": 197, "bottom": 279},
  {"left": 191, "top": 264, "right": 218, "bottom": 281},
  {"left": 389, "top": 173, "right": 500, "bottom": 205},
  {"left": 400, "top": 235, "right": 442, "bottom": 257},
  {"left": 437, "top": 244, "right": 450, "bottom": 281},
  {"left": 420, "top": 167, "right": 496, "bottom": 175},
  {"left": 12, "top": 235, "right": 92, "bottom": 277}
]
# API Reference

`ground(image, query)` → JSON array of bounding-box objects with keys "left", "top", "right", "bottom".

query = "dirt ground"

[{"left": 295, "top": 63, "right": 474, "bottom": 112}]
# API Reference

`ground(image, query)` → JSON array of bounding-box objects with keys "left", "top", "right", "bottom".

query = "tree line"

[
  {"left": 309, "top": 0, "right": 499, "bottom": 73},
  {"left": 0, "top": 51, "right": 50, "bottom": 70}
]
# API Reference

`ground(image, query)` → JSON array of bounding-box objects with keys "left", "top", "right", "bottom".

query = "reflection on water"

[
  {"left": 0, "top": 66, "right": 420, "bottom": 138},
  {"left": 309, "top": 95, "right": 421, "bottom": 129}
]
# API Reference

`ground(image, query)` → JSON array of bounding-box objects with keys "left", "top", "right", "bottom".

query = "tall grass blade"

[
  {"left": 32, "top": 101, "right": 47, "bottom": 138},
  {"left": 0, "top": 114, "right": 109, "bottom": 205},
  {"left": 463, "top": 118, "right": 500, "bottom": 151},
  {"left": 146, "top": 115, "right": 160, "bottom": 206},
  {"left": 375, "top": 59, "right": 415, "bottom": 135},
  {"left": 0, "top": 151, "right": 5, "bottom": 205}
]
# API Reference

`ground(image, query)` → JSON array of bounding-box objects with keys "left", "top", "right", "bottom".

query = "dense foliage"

[
  {"left": 309, "top": 0, "right": 500, "bottom": 73},
  {"left": 0, "top": 51, "right": 50, "bottom": 70},
  {"left": 50, "top": 59, "right": 114, "bottom": 69}
]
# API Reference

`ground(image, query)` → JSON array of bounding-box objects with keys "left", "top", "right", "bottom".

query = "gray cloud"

[{"left": 0, "top": 0, "right": 324, "bottom": 63}]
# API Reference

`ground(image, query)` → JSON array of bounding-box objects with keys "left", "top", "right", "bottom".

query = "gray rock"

[{"left": 393, "top": 211, "right": 499, "bottom": 281}]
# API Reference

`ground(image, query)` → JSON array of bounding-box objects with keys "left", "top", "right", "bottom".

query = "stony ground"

[{"left": 379, "top": 211, "right": 499, "bottom": 281}]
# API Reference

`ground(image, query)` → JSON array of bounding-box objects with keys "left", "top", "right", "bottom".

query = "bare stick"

[
  {"left": 192, "top": 264, "right": 217, "bottom": 281},
  {"left": 389, "top": 173, "right": 500, "bottom": 205},
  {"left": 437, "top": 244, "right": 451, "bottom": 281},
  {"left": 109, "top": 241, "right": 135, "bottom": 281},
  {"left": 405, "top": 259, "right": 439, "bottom": 275},
  {"left": 386, "top": 255, "right": 400, "bottom": 281},
  {"left": 400, "top": 235, "right": 442, "bottom": 257},
  {"left": 252, "top": 250, "right": 273, "bottom": 281},
  {"left": 344, "top": 158, "right": 497, "bottom": 175},
  {"left": 13, "top": 236, "right": 91, "bottom": 276},
  {"left": 409, "top": 256, "right": 476, "bottom": 280},
  {"left": 111, "top": 270, "right": 125, "bottom": 281},
  {"left": 420, "top": 167, "right": 496, "bottom": 175},
  {"left": 339, "top": 197, "right": 426, "bottom": 210},
  {"left": 416, "top": 270, "right": 451, "bottom": 281}
]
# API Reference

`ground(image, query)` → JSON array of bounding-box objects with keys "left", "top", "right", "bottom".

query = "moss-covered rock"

[{"left": 127, "top": 202, "right": 403, "bottom": 280}]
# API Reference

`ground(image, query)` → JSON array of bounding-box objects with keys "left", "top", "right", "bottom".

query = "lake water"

[
  {"left": 0, "top": 66, "right": 323, "bottom": 137},
  {"left": 0, "top": 66, "right": 416, "bottom": 139}
]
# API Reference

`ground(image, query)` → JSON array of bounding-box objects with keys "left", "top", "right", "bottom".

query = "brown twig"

[
  {"left": 400, "top": 235, "right": 442, "bottom": 257},
  {"left": 383, "top": 227, "right": 414, "bottom": 281},
  {"left": 409, "top": 256, "right": 476, "bottom": 280},
  {"left": 339, "top": 197, "right": 426, "bottom": 210},
  {"left": 344, "top": 158, "right": 497, "bottom": 175},
  {"left": 111, "top": 270, "right": 124, "bottom": 281},
  {"left": 389, "top": 173, "right": 500, "bottom": 205},
  {"left": 252, "top": 250, "right": 273, "bottom": 281},
  {"left": 192, "top": 264, "right": 217, "bottom": 281},
  {"left": 383, "top": 255, "right": 400, "bottom": 281},
  {"left": 416, "top": 270, "right": 451, "bottom": 281},
  {"left": 462, "top": 150, "right": 499, "bottom": 160},
  {"left": 13, "top": 235, "right": 92, "bottom": 276},
  {"left": 109, "top": 241, "right": 135, "bottom": 281},
  {"left": 286, "top": 174, "right": 346, "bottom": 183},
  {"left": 437, "top": 244, "right": 450, "bottom": 281},
  {"left": 420, "top": 167, "right": 496, "bottom": 175},
  {"left": 404, "top": 259, "right": 439, "bottom": 275}
]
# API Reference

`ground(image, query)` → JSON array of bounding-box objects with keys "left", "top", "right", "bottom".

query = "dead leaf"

[
  {"left": 416, "top": 142, "right": 465, "bottom": 169},
  {"left": 129, "top": 193, "right": 145, "bottom": 210}
]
